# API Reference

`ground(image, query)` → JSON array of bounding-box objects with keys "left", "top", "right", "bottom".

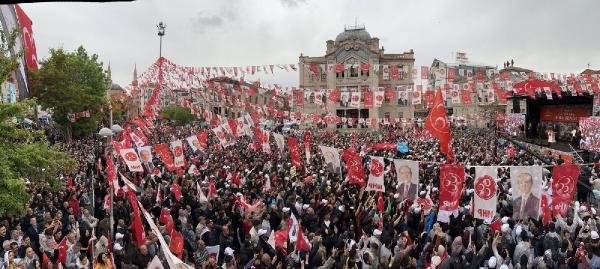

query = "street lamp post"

[
  {"left": 97, "top": 123, "right": 123, "bottom": 260},
  {"left": 157, "top": 22, "right": 166, "bottom": 58}
]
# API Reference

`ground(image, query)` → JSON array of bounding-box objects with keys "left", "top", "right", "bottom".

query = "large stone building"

[
  {"left": 428, "top": 54, "right": 502, "bottom": 127},
  {"left": 298, "top": 25, "right": 415, "bottom": 130}
]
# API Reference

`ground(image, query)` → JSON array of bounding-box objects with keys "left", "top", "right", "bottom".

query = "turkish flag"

[
  {"left": 364, "top": 91, "right": 373, "bottom": 108},
  {"left": 171, "top": 181, "right": 183, "bottom": 202},
  {"left": 489, "top": 219, "right": 501, "bottom": 233},
  {"left": 424, "top": 89, "right": 452, "bottom": 157},
  {"left": 341, "top": 150, "right": 366, "bottom": 186},
  {"left": 159, "top": 208, "right": 170, "bottom": 224},
  {"left": 377, "top": 193, "right": 384, "bottom": 213},
  {"left": 439, "top": 164, "right": 465, "bottom": 211},
  {"left": 57, "top": 237, "right": 68, "bottom": 264},
  {"left": 551, "top": 164, "right": 580, "bottom": 217},
  {"left": 495, "top": 89, "right": 508, "bottom": 104},
  {"left": 310, "top": 63, "right": 319, "bottom": 76},
  {"left": 15, "top": 5, "right": 38, "bottom": 70},
  {"left": 169, "top": 230, "right": 184, "bottom": 257},
  {"left": 288, "top": 137, "right": 302, "bottom": 169},
  {"left": 127, "top": 189, "right": 146, "bottom": 247},
  {"left": 295, "top": 223, "right": 310, "bottom": 251},
  {"left": 228, "top": 118, "right": 238, "bottom": 137},
  {"left": 274, "top": 230, "right": 288, "bottom": 252},
  {"left": 153, "top": 143, "right": 175, "bottom": 171}
]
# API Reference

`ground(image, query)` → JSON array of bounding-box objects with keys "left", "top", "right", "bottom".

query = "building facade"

[
  {"left": 428, "top": 55, "right": 503, "bottom": 128},
  {"left": 298, "top": 25, "right": 415, "bottom": 130}
]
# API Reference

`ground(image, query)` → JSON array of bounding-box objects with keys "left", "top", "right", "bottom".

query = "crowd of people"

[{"left": 2, "top": 119, "right": 600, "bottom": 269}]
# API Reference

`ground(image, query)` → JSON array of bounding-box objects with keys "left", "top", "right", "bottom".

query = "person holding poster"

[
  {"left": 394, "top": 160, "right": 419, "bottom": 202},
  {"left": 511, "top": 167, "right": 542, "bottom": 220}
]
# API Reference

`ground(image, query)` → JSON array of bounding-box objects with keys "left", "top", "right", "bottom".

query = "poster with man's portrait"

[
  {"left": 510, "top": 166, "right": 542, "bottom": 220},
  {"left": 137, "top": 146, "right": 153, "bottom": 165},
  {"left": 394, "top": 159, "right": 419, "bottom": 202}
]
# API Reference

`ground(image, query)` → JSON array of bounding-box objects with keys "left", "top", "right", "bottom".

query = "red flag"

[
  {"left": 490, "top": 219, "right": 501, "bottom": 233},
  {"left": 364, "top": 91, "right": 373, "bottom": 108},
  {"left": 341, "top": 150, "right": 366, "bottom": 186},
  {"left": 295, "top": 223, "right": 309, "bottom": 251},
  {"left": 328, "top": 89, "right": 340, "bottom": 103},
  {"left": 228, "top": 118, "right": 238, "bottom": 137},
  {"left": 15, "top": 5, "right": 38, "bottom": 70},
  {"left": 541, "top": 192, "right": 551, "bottom": 225},
  {"left": 153, "top": 143, "right": 176, "bottom": 171},
  {"left": 197, "top": 131, "right": 208, "bottom": 150},
  {"left": 377, "top": 193, "right": 384, "bottom": 213},
  {"left": 310, "top": 63, "right": 319, "bottom": 76},
  {"left": 424, "top": 90, "right": 435, "bottom": 108},
  {"left": 169, "top": 230, "right": 184, "bottom": 257},
  {"left": 288, "top": 137, "right": 302, "bottom": 169},
  {"left": 274, "top": 230, "right": 288, "bottom": 253},
  {"left": 57, "top": 237, "right": 68, "bottom": 264},
  {"left": 127, "top": 189, "right": 145, "bottom": 247},
  {"left": 171, "top": 181, "right": 183, "bottom": 202},
  {"left": 551, "top": 164, "right": 580, "bottom": 217},
  {"left": 424, "top": 89, "right": 452, "bottom": 157},
  {"left": 439, "top": 164, "right": 465, "bottom": 211},
  {"left": 208, "top": 179, "right": 217, "bottom": 199},
  {"left": 159, "top": 208, "right": 170, "bottom": 224}
]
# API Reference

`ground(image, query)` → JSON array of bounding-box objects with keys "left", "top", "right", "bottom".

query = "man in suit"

[
  {"left": 397, "top": 165, "right": 418, "bottom": 202},
  {"left": 512, "top": 172, "right": 540, "bottom": 220}
]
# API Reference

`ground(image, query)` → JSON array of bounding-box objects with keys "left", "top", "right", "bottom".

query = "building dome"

[
  {"left": 335, "top": 27, "right": 371, "bottom": 43},
  {"left": 111, "top": 83, "right": 123, "bottom": 91}
]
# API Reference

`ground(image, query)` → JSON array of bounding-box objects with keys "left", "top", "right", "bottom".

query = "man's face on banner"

[
  {"left": 399, "top": 165, "right": 412, "bottom": 183},
  {"left": 517, "top": 172, "right": 533, "bottom": 197},
  {"left": 140, "top": 150, "right": 150, "bottom": 163}
]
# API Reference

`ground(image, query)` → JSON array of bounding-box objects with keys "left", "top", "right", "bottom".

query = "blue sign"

[{"left": 397, "top": 142, "right": 409, "bottom": 154}]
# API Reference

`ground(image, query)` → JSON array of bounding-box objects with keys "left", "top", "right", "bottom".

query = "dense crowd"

[{"left": 2, "top": 120, "right": 600, "bottom": 269}]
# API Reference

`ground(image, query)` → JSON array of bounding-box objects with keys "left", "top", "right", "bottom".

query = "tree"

[
  {"left": 0, "top": 100, "right": 76, "bottom": 217},
  {"left": 160, "top": 106, "right": 195, "bottom": 126},
  {"left": 30, "top": 46, "right": 108, "bottom": 140},
  {"left": 0, "top": 28, "right": 22, "bottom": 85}
]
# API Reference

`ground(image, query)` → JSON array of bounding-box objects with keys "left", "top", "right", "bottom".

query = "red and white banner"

[
  {"left": 212, "top": 125, "right": 228, "bottom": 147},
  {"left": 319, "top": 145, "right": 341, "bottom": 173},
  {"left": 137, "top": 146, "right": 153, "bottom": 165},
  {"left": 474, "top": 167, "right": 498, "bottom": 222},
  {"left": 341, "top": 150, "right": 366, "bottom": 186},
  {"left": 412, "top": 87, "right": 421, "bottom": 105},
  {"left": 120, "top": 148, "right": 144, "bottom": 172},
  {"left": 153, "top": 143, "right": 175, "bottom": 171},
  {"left": 439, "top": 164, "right": 465, "bottom": 211},
  {"left": 551, "top": 164, "right": 580, "bottom": 217},
  {"left": 15, "top": 5, "right": 38, "bottom": 70},
  {"left": 186, "top": 135, "right": 200, "bottom": 152},
  {"left": 197, "top": 131, "right": 208, "bottom": 150},
  {"left": 350, "top": 92, "right": 361, "bottom": 108},
  {"left": 366, "top": 156, "right": 385, "bottom": 192},
  {"left": 511, "top": 166, "right": 542, "bottom": 220},
  {"left": 130, "top": 129, "right": 146, "bottom": 148},
  {"left": 393, "top": 159, "right": 419, "bottom": 202},
  {"left": 364, "top": 91, "right": 373, "bottom": 108},
  {"left": 171, "top": 140, "right": 184, "bottom": 167},
  {"left": 374, "top": 90, "right": 384, "bottom": 107},
  {"left": 462, "top": 87, "right": 472, "bottom": 105},
  {"left": 451, "top": 84, "right": 460, "bottom": 104},
  {"left": 288, "top": 137, "right": 302, "bottom": 169}
]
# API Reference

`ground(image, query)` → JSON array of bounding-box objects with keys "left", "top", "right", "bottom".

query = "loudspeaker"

[{"left": 513, "top": 98, "right": 520, "bottom": 113}]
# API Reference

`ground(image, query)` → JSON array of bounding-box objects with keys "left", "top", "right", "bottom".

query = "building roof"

[
  {"left": 111, "top": 83, "right": 123, "bottom": 91},
  {"left": 581, "top": 69, "right": 600, "bottom": 75},
  {"left": 500, "top": 66, "right": 533, "bottom": 73},
  {"left": 335, "top": 27, "right": 371, "bottom": 43}
]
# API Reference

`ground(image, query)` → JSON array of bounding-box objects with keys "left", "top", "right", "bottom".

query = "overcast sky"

[{"left": 22, "top": 0, "right": 600, "bottom": 88}]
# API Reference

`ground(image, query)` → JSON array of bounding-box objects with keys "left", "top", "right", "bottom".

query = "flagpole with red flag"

[{"left": 424, "top": 89, "right": 454, "bottom": 161}]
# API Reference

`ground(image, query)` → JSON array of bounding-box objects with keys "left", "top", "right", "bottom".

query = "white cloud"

[{"left": 20, "top": 0, "right": 600, "bottom": 89}]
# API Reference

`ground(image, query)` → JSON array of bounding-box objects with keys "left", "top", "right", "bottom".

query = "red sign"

[
  {"left": 540, "top": 106, "right": 592, "bottom": 123},
  {"left": 551, "top": 164, "right": 580, "bottom": 217},
  {"left": 439, "top": 164, "right": 465, "bottom": 211},
  {"left": 474, "top": 175, "right": 496, "bottom": 200}
]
